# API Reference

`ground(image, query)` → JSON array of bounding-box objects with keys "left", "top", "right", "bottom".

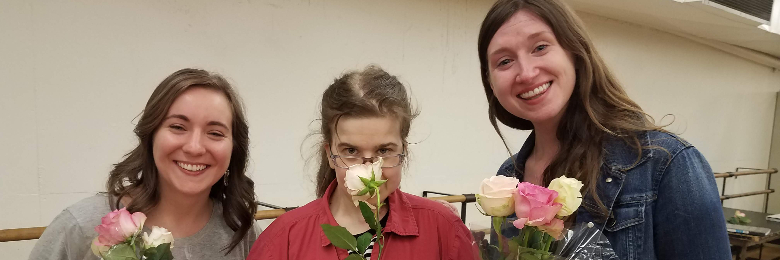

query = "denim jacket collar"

[{"left": 511, "top": 131, "right": 653, "bottom": 176}]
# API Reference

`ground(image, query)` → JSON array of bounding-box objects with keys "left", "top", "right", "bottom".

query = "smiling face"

[
  {"left": 486, "top": 9, "right": 576, "bottom": 127},
  {"left": 152, "top": 87, "right": 234, "bottom": 197},
  {"left": 326, "top": 116, "right": 404, "bottom": 206}
]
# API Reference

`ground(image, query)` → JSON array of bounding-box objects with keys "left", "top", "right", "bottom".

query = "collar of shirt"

[{"left": 318, "top": 180, "right": 420, "bottom": 247}]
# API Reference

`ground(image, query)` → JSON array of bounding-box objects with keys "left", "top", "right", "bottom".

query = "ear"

[{"left": 324, "top": 143, "right": 336, "bottom": 170}]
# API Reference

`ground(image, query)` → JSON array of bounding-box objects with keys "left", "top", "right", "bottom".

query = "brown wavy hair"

[
  {"left": 314, "top": 65, "right": 418, "bottom": 198},
  {"left": 477, "top": 0, "right": 661, "bottom": 217},
  {"left": 106, "top": 68, "right": 256, "bottom": 254}
]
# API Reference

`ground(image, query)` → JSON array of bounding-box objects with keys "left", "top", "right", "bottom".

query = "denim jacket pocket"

[
  {"left": 604, "top": 199, "right": 645, "bottom": 232},
  {"left": 602, "top": 196, "right": 649, "bottom": 260}
]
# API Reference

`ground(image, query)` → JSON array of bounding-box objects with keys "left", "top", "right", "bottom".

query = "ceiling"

[{"left": 564, "top": 0, "right": 780, "bottom": 58}]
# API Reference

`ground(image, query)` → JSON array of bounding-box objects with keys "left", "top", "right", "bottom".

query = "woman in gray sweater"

[{"left": 30, "top": 68, "right": 259, "bottom": 260}]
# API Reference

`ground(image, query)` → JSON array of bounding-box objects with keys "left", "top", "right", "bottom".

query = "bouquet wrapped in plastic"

[{"left": 475, "top": 176, "right": 617, "bottom": 260}]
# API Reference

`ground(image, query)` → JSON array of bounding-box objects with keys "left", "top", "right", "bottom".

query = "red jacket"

[{"left": 247, "top": 181, "right": 480, "bottom": 260}]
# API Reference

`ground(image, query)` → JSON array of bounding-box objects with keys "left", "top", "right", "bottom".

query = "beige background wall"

[
  {"left": 2, "top": 0, "right": 779, "bottom": 258},
  {"left": 769, "top": 93, "right": 780, "bottom": 214}
]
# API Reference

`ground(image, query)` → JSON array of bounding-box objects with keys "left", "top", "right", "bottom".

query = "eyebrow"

[
  {"left": 527, "top": 31, "right": 552, "bottom": 40},
  {"left": 165, "top": 114, "right": 230, "bottom": 130},
  {"left": 337, "top": 142, "right": 400, "bottom": 149},
  {"left": 488, "top": 31, "right": 553, "bottom": 58}
]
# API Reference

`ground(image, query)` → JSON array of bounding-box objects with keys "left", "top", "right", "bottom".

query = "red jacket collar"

[{"left": 318, "top": 180, "right": 419, "bottom": 247}]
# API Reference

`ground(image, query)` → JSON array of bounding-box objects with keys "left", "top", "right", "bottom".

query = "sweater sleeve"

[{"left": 29, "top": 210, "right": 94, "bottom": 260}]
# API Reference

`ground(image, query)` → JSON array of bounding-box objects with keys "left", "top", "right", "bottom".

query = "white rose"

[
  {"left": 142, "top": 226, "right": 174, "bottom": 249},
  {"left": 477, "top": 176, "right": 519, "bottom": 217},
  {"left": 548, "top": 176, "right": 584, "bottom": 217},
  {"left": 344, "top": 158, "right": 384, "bottom": 207}
]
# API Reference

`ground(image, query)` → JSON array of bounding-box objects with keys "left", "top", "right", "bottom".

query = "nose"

[
  {"left": 182, "top": 132, "right": 206, "bottom": 156},
  {"left": 515, "top": 58, "right": 539, "bottom": 84},
  {"left": 361, "top": 157, "right": 376, "bottom": 164}
]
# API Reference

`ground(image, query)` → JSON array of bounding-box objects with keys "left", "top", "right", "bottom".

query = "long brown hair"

[
  {"left": 477, "top": 0, "right": 661, "bottom": 216},
  {"left": 314, "top": 65, "right": 418, "bottom": 198},
  {"left": 107, "top": 68, "right": 256, "bottom": 254}
]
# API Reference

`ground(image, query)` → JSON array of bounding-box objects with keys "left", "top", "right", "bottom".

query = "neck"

[
  {"left": 532, "top": 126, "right": 560, "bottom": 160},
  {"left": 329, "top": 187, "right": 388, "bottom": 234},
  {"left": 146, "top": 188, "right": 213, "bottom": 238},
  {"left": 530, "top": 104, "right": 567, "bottom": 161},
  {"left": 526, "top": 116, "right": 563, "bottom": 183}
]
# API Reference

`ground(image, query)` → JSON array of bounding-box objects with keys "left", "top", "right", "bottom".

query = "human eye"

[
  {"left": 208, "top": 131, "right": 226, "bottom": 138},
  {"left": 343, "top": 147, "right": 358, "bottom": 155},
  {"left": 497, "top": 58, "right": 512, "bottom": 67},
  {"left": 377, "top": 148, "right": 392, "bottom": 155},
  {"left": 169, "top": 124, "right": 185, "bottom": 131},
  {"left": 532, "top": 44, "right": 549, "bottom": 53}
]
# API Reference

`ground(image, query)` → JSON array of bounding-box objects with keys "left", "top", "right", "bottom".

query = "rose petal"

[
  {"left": 513, "top": 191, "right": 533, "bottom": 219},
  {"left": 513, "top": 218, "right": 529, "bottom": 229},
  {"left": 538, "top": 218, "right": 565, "bottom": 240}
]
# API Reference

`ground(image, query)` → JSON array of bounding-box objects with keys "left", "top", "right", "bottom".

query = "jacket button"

[{"left": 606, "top": 177, "right": 613, "bottom": 183}]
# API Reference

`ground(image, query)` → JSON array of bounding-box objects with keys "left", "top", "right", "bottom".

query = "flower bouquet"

[
  {"left": 476, "top": 176, "right": 617, "bottom": 260},
  {"left": 91, "top": 208, "right": 175, "bottom": 260}
]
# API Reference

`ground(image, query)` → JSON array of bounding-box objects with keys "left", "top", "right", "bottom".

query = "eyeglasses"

[
  {"left": 329, "top": 153, "right": 406, "bottom": 169},
  {"left": 328, "top": 144, "right": 406, "bottom": 169}
]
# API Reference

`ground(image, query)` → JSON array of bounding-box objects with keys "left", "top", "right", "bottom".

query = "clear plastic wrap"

[{"left": 473, "top": 218, "right": 618, "bottom": 260}]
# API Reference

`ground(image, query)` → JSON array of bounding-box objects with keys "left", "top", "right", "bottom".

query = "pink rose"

[
  {"left": 537, "top": 218, "right": 565, "bottom": 240},
  {"left": 512, "top": 182, "right": 562, "bottom": 229},
  {"left": 94, "top": 208, "right": 147, "bottom": 246}
]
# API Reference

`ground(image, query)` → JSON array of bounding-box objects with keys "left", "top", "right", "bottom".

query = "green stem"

[
  {"left": 541, "top": 233, "right": 550, "bottom": 252},
  {"left": 521, "top": 226, "right": 531, "bottom": 248},
  {"left": 492, "top": 217, "right": 505, "bottom": 253},
  {"left": 376, "top": 188, "right": 383, "bottom": 260}
]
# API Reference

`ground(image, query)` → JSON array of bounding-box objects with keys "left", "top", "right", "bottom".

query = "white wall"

[
  {"left": 769, "top": 93, "right": 780, "bottom": 214},
  {"left": 576, "top": 13, "right": 780, "bottom": 213},
  {"left": 1, "top": 0, "right": 779, "bottom": 258}
]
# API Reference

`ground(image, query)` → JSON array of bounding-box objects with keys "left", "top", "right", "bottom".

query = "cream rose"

[
  {"left": 548, "top": 176, "right": 583, "bottom": 217},
  {"left": 344, "top": 158, "right": 384, "bottom": 207},
  {"left": 142, "top": 226, "right": 174, "bottom": 249},
  {"left": 477, "top": 176, "right": 519, "bottom": 217}
]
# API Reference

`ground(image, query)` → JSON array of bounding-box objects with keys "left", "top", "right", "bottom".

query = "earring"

[{"left": 223, "top": 170, "right": 230, "bottom": 187}]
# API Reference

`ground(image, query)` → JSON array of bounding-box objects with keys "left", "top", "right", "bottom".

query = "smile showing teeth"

[
  {"left": 519, "top": 82, "right": 551, "bottom": 100},
  {"left": 177, "top": 162, "right": 208, "bottom": 172}
]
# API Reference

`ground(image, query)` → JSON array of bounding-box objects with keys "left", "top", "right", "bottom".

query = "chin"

[{"left": 173, "top": 183, "right": 214, "bottom": 196}]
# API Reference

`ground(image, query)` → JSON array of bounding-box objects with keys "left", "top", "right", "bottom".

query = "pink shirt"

[{"left": 247, "top": 181, "right": 480, "bottom": 260}]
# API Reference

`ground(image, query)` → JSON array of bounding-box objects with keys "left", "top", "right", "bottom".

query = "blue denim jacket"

[{"left": 497, "top": 130, "right": 731, "bottom": 260}]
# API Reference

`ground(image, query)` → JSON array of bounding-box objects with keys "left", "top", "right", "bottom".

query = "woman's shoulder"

[
  {"left": 400, "top": 192, "right": 464, "bottom": 224},
  {"left": 30, "top": 193, "right": 112, "bottom": 260},
  {"left": 58, "top": 193, "right": 113, "bottom": 230},
  {"left": 603, "top": 130, "right": 695, "bottom": 168},
  {"left": 643, "top": 130, "right": 692, "bottom": 151},
  {"left": 257, "top": 197, "right": 326, "bottom": 237}
]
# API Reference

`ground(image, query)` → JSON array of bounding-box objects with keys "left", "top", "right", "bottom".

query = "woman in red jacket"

[{"left": 246, "top": 65, "right": 479, "bottom": 260}]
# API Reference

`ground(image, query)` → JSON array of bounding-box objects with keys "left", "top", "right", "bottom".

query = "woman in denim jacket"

[{"left": 477, "top": 0, "right": 731, "bottom": 259}]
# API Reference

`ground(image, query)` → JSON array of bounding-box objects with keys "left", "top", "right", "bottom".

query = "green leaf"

[
  {"left": 508, "top": 239, "right": 520, "bottom": 253},
  {"left": 345, "top": 254, "right": 365, "bottom": 260},
  {"left": 373, "top": 180, "right": 387, "bottom": 186},
  {"left": 321, "top": 224, "right": 358, "bottom": 252},
  {"left": 359, "top": 176, "right": 372, "bottom": 187},
  {"left": 356, "top": 233, "right": 373, "bottom": 255},
  {"left": 143, "top": 243, "right": 173, "bottom": 260},
  {"left": 358, "top": 201, "right": 379, "bottom": 231},
  {"left": 356, "top": 188, "right": 370, "bottom": 196},
  {"left": 103, "top": 243, "right": 137, "bottom": 260}
]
